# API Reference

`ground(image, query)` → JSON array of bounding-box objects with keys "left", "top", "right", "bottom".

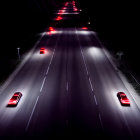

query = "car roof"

[
  {"left": 118, "top": 92, "right": 126, "bottom": 95},
  {"left": 11, "top": 96, "right": 18, "bottom": 99},
  {"left": 14, "top": 92, "right": 22, "bottom": 96}
]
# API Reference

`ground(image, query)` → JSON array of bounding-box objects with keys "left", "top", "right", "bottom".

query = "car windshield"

[
  {"left": 121, "top": 96, "right": 127, "bottom": 100},
  {"left": 11, "top": 96, "right": 18, "bottom": 100},
  {"left": 14, "top": 93, "right": 20, "bottom": 96}
]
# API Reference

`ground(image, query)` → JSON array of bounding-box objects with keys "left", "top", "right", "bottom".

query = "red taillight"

[
  {"left": 56, "top": 16, "right": 62, "bottom": 21},
  {"left": 65, "top": 2, "right": 68, "bottom": 6},
  {"left": 49, "top": 27, "right": 54, "bottom": 31},
  {"left": 62, "top": 7, "right": 66, "bottom": 10},
  {"left": 58, "top": 10, "right": 65, "bottom": 14},
  {"left": 74, "top": 8, "right": 78, "bottom": 11},
  {"left": 82, "top": 27, "right": 88, "bottom": 30},
  {"left": 40, "top": 48, "right": 46, "bottom": 54},
  {"left": 46, "top": 27, "right": 56, "bottom": 35}
]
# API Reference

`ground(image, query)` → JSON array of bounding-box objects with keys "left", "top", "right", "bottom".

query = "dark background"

[
  {"left": 1, "top": 0, "right": 140, "bottom": 76},
  {"left": 78, "top": 0, "right": 140, "bottom": 77},
  {"left": 1, "top": 0, "right": 64, "bottom": 59}
]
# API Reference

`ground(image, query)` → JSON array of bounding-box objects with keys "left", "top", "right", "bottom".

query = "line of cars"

[{"left": 7, "top": 33, "right": 131, "bottom": 107}]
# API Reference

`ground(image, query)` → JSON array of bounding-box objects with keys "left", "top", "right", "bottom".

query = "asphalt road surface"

[{"left": 0, "top": 1, "right": 140, "bottom": 140}]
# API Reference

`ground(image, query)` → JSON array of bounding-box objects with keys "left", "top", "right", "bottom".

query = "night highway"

[{"left": 0, "top": 0, "right": 140, "bottom": 140}]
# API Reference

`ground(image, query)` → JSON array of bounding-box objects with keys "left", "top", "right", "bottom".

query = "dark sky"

[
  {"left": 1, "top": 0, "right": 66, "bottom": 56},
  {"left": 2, "top": 0, "right": 139, "bottom": 44},
  {"left": 79, "top": 0, "right": 139, "bottom": 48},
  {"left": 79, "top": 0, "right": 140, "bottom": 72}
]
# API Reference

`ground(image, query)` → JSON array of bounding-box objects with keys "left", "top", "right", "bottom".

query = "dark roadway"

[{"left": 0, "top": 1, "right": 140, "bottom": 140}]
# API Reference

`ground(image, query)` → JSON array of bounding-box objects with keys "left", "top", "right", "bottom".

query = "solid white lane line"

[
  {"left": 89, "top": 77, "right": 93, "bottom": 92},
  {"left": 40, "top": 77, "right": 46, "bottom": 92},
  {"left": 45, "top": 48, "right": 56, "bottom": 76},
  {"left": 45, "top": 53, "right": 53, "bottom": 75},
  {"left": 98, "top": 113, "right": 104, "bottom": 130},
  {"left": 25, "top": 96, "right": 39, "bottom": 131},
  {"left": 94, "top": 95, "right": 98, "bottom": 105}
]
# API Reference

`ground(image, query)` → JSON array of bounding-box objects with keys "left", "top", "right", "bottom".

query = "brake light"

[
  {"left": 82, "top": 27, "right": 88, "bottom": 30},
  {"left": 56, "top": 16, "right": 62, "bottom": 21},
  {"left": 49, "top": 27, "right": 54, "bottom": 31},
  {"left": 74, "top": 8, "right": 78, "bottom": 11}
]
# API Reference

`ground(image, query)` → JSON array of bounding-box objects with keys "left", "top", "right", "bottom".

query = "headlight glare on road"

[{"left": 88, "top": 47, "right": 104, "bottom": 61}]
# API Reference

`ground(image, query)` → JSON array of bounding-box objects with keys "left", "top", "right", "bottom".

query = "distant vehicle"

[
  {"left": 40, "top": 48, "right": 45, "bottom": 54},
  {"left": 8, "top": 92, "right": 22, "bottom": 106},
  {"left": 48, "top": 27, "right": 55, "bottom": 31},
  {"left": 117, "top": 92, "right": 130, "bottom": 106},
  {"left": 55, "top": 16, "right": 62, "bottom": 21},
  {"left": 82, "top": 27, "right": 88, "bottom": 30}
]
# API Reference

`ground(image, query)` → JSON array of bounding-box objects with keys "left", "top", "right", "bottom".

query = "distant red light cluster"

[
  {"left": 46, "top": 27, "right": 56, "bottom": 35},
  {"left": 49, "top": 27, "right": 55, "bottom": 31},
  {"left": 82, "top": 27, "right": 88, "bottom": 30},
  {"left": 74, "top": 8, "right": 78, "bottom": 11},
  {"left": 72, "top": 1, "right": 79, "bottom": 12},
  {"left": 56, "top": 16, "right": 62, "bottom": 21},
  {"left": 65, "top": 2, "right": 69, "bottom": 6},
  {"left": 55, "top": 1, "right": 79, "bottom": 21}
]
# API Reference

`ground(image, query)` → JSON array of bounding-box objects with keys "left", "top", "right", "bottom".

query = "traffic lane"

[
  {"left": 66, "top": 32, "right": 102, "bottom": 139},
  {"left": 78, "top": 33, "right": 140, "bottom": 138},
  {"left": 26, "top": 29, "right": 102, "bottom": 139},
  {"left": 85, "top": 49, "right": 135, "bottom": 138},
  {"left": 0, "top": 33, "right": 61, "bottom": 136},
  {"left": 26, "top": 32, "right": 68, "bottom": 139},
  {"left": 0, "top": 33, "right": 59, "bottom": 110},
  {"left": 87, "top": 48, "right": 140, "bottom": 139},
  {"left": 85, "top": 35, "right": 140, "bottom": 139}
]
